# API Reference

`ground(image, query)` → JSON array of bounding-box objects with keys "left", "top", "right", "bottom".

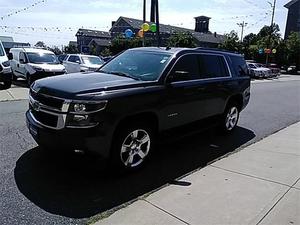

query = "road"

[{"left": 0, "top": 79, "right": 299, "bottom": 225}]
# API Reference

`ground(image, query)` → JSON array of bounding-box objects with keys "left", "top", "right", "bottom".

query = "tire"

[
  {"left": 110, "top": 122, "right": 156, "bottom": 171},
  {"left": 219, "top": 101, "right": 240, "bottom": 133},
  {"left": 3, "top": 80, "right": 12, "bottom": 89},
  {"left": 26, "top": 74, "right": 32, "bottom": 87}
]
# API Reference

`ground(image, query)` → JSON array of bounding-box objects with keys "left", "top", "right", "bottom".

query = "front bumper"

[
  {"left": 0, "top": 69, "right": 12, "bottom": 82},
  {"left": 26, "top": 110, "right": 112, "bottom": 158}
]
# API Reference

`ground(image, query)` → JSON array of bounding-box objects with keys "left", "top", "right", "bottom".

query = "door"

[
  {"left": 64, "top": 55, "right": 81, "bottom": 73},
  {"left": 14, "top": 52, "right": 27, "bottom": 78},
  {"left": 160, "top": 54, "right": 208, "bottom": 130}
]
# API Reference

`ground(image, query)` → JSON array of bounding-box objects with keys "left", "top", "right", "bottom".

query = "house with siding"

[{"left": 284, "top": 0, "right": 300, "bottom": 39}]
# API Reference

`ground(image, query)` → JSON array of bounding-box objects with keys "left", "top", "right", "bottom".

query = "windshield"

[
  {"left": 0, "top": 43, "right": 5, "bottom": 56},
  {"left": 27, "top": 52, "right": 59, "bottom": 64},
  {"left": 99, "top": 50, "right": 172, "bottom": 81},
  {"left": 82, "top": 56, "right": 104, "bottom": 65}
]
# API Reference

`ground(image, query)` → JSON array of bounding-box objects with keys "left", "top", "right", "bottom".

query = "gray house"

[
  {"left": 110, "top": 16, "right": 224, "bottom": 48},
  {"left": 75, "top": 29, "right": 111, "bottom": 53},
  {"left": 0, "top": 36, "right": 30, "bottom": 53},
  {"left": 284, "top": 0, "right": 300, "bottom": 39}
]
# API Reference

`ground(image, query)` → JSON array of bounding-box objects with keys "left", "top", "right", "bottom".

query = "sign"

[
  {"left": 258, "top": 49, "right": 264, "bottom": 54},
  {"left": 264, "top": 49, "right": 271, "bottom": 54},
  {"left": 272, "top": 49, "right": 277, "bottom": 54}
]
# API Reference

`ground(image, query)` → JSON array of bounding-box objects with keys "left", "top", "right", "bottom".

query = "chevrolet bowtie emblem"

[{"left": 32, "top": 100, "right": 41, "bottom": 111}]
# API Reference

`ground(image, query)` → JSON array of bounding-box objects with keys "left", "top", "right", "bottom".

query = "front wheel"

[
  {"left": 110, "top": 123, "right": 155, "bottom": 171},
  {"left": 220, "top": 103, "right": 240, "bottom": 133}
]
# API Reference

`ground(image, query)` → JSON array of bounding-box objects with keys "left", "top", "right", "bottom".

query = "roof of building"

[
  {"left": 284, "top": 0, "right": 299, "bottom": 8},
  {"left": 111, "top": 16, "right": 224, "bottom": 44},
  {"left": 89, "top": 38, "right": 111, "bottom": 47},
  {"left": 76, "top": 29, "right": 111, "bottom": 38},
  {"left": 69, "top": 41, "right": 78, "bottom": 46},
  {"left": 2, "top": 42, "right": 30, "bottom": 49},
  {"left": 0, "top": 36, "right": 14, "bottom": 42}
]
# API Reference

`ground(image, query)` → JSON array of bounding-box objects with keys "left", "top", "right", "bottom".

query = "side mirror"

[
  {"left": 76, "top": 60, "right": 81, "bottom": 64},
  {"left": 8, "top": 53, "right": 13, "bottom": 60},
  {"left": 166, "top": 70, "right": 189, "bottom": 84}
]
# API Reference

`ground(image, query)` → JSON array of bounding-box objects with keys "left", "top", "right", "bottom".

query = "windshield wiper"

[{"left": 99, "top": 70, "right": 141, "bottom": 81}]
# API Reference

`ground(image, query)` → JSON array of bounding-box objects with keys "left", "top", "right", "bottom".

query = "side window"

[
  {"left": 68, "top": 55, "right": 80, "bottom": 63},
  {"left": 230, "top": 56, "right": 249, "bottom": 77},
  {"left": 19, "top": 52, "right": 27, "bottom": 63},
  {"left": 170, "top": 55, "right": 200, "bottom": 82},
  {"left": 198, "top": 55, "right": 230, "bottom": 79}
]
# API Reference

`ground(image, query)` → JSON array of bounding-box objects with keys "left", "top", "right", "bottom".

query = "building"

[
  {"left": 75, "top": 29, "right": 111, "bottom": 54},
  {"left": 0, "top": 36, "right": 30, "bottom": 53},
  {"left": 110, "top": 16, "right": 224, "bottom": 48},
  {"left": 284, "top": 0, "right": 300, "bottom": 39}
]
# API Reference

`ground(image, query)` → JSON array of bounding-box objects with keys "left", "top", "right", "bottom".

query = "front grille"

[
  {"left": 31, "top": 109, "right": 58, "bottom": 127},
  {"left": 29, "top": 89, "right": 70, "bottom": 129},
  {"left": 30, "top": 89, "right": 64, "bottom": 110}
]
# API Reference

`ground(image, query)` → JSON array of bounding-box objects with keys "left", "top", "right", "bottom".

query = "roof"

[
  {"left": 89, "top": 38, "right": 111, "bottom": 47},
  {"left": 76, "top": 29, "right": 111, "bottom": 38},
  {"left": 284, "top": 0, "right": 299, "bottom": 8},
  {"left": 129, "top": 47, "right": 242, "bottom": 57},
  {"left": 112, "top": 16, "right": 224, "bottom": 44},
  {"left": 0, "top": 36, "right": 14, "bottom": 42},
  {"left": 2, "top": 42, "right": 30, "bottom": 49},
  {"left": 10, "top": 48, "right": 54, "bottom": 54}
]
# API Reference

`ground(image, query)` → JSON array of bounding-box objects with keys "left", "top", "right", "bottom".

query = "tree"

[
  {"left": 167, "top": 32, "right": 196, "bottom": 48},
  {"left": 218, "top": 31, "right": 241, "bottom": 52},
  {"left": 63, "top": 43, "right": 79, "bottom": 54},
  {"left": 34, "top": 41, "right": 46, "bottom": 48},
  {"left": 285, "top": 32, "right": 300, "bottom": 68},
  {"left": 48, "top": 46, "right": 62, "bottom": 55},
  {"left": 100, "top": 48, "right": 112, "bottom": 57},
  {"left": 109, "top": 35, "right": 143, "bottom": 55}
]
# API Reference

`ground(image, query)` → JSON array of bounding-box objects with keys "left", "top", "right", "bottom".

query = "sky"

[{"left": 0, "top": 0, "right": 291, "bottom": 47}]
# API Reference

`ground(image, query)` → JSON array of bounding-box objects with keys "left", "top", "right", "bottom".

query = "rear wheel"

[
  {"left": 110, "top": 122, "right": 155, "bottom": 171},
  {"left": 220, "top": 102, "right": 240, "bottom": 133}
]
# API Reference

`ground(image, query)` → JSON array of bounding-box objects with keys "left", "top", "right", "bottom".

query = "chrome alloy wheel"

[
  {"left": 120, "top": 129, "right": 151, "bottom": 168},
  {"left": 225, "top": 106, "right": 239, "bottom": 131}
]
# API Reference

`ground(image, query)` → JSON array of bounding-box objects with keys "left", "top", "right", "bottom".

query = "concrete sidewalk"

[
  {"left": 95, "top": 122, "right": 300, "bottom": 225},
  {"left": 0, "top": 86, "right": 28, "bottom": 102}
]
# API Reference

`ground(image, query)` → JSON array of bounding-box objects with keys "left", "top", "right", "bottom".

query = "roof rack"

[{"left": 195, "top": 47, "right": 239, "bottom": 54}]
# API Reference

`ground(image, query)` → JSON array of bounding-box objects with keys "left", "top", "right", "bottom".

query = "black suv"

[{"left": 26, "top": 47, "right": 250, "bottom": 170}]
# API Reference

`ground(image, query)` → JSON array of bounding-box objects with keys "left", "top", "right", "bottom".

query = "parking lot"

[{"left": 0, "top": 75, "right": 299, "bottom": 225}]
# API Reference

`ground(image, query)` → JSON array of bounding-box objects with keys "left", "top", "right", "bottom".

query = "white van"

[
  {"left": 9, "top": 48, "right": 66, "bottom": 86},
  {"left": 0, "top": 41, "right": 12, "bottom": 88}
]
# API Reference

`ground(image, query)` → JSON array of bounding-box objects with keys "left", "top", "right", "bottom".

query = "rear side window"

[
  {"left": 230, "top": 56, "right": 249, "bottom": 77},
  {"left": 68, "top": 55, "right": 80, "bottom": 63},
  {"left": 198, "top": 55, "right": 230, "bottom": 79},
  {"left": 171, "top": 54, "right": 200, "bottom": 81}
]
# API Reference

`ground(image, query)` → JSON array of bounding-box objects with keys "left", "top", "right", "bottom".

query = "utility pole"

[
  {"left": 150, "top": 0, "right": 160, "bottom": 47},
  {"left": 237, "top": 21, "right": 247, "bottom": 42},
  {"left": 266, "top": 0, "right": 277, "bottom": 65},
  {"left": 143, "top": 0, "right": 146, "bottom": 47}
]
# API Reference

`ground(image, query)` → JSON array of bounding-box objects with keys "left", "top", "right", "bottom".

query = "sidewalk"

[
  {"left": 0, "top": 86, "right": 28, "bottom": 102},
  {"left": 95, "top": 122, "right": 300, "bottom": 225}
]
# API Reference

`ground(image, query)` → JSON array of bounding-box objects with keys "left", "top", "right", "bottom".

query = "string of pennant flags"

[{"left": 0, "top": 0, "right": 47, "bottom": 20}]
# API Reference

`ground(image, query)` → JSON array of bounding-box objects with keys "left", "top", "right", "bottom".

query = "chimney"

[
  {"left": 112, "top": 21, "right": 116, "bottom": 27},
  {"left": 195, "top": 16, "right": 211, "bottom": 33}
]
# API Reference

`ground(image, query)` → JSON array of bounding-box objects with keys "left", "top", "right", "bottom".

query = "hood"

[
  {"left": 28, "top": 63, "right": 65, "bottom": 72},
  {"left": 32, "top": 72, "right": 146, "bottom": 99},
  {"left": 0, "top": 55, "right": 8, "bottom": 63}
]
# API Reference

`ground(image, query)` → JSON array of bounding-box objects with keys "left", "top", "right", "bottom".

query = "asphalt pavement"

[{"left": 0, "top": 77, "right": 299, "bottom": 225}]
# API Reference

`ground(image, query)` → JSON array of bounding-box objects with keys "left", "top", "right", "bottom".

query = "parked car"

[
  {"left": 9, "top": 48, "right": 66, "bottom": 86},
  {"left": 63, "top": 54, "right": 104, "bottom": 74},
  {"left": 0, "top": 40, "right": 12, "bottom": 89},
  {"left": 57, "top": 54, "right": 68, "bottom": 64},
  {"left": 102, "top": 56, "right": 114, "bottom": 62},
  {"left": 287, "top": 66, "right": 298, "bottom": 75},
  {"left": 26, "top": 47, "right": 250, "bottom": 171},
  {"left": 247, "top": 63, "right": 271, "bottom": 79},
  {"left": 265, "top": 63, "right": 280, "bottom": 76}
]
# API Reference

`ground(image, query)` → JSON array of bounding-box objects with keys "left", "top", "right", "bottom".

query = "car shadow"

[
  {"left": 14, "top": 126, "right": 255, "bottom": 219},
  {"left": 13, "top": 79, "right": 28, "bottom": 88}
]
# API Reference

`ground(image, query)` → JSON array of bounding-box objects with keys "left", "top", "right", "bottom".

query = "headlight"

[
  {"left": 69, "top": 100, "right": 107, "bottom": 114},
  {"left": 32, "top": 66, "right": 43, "bottom": 72},
  {"left": 2, "top": 61, "right": 10, "bottom": 67}
]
